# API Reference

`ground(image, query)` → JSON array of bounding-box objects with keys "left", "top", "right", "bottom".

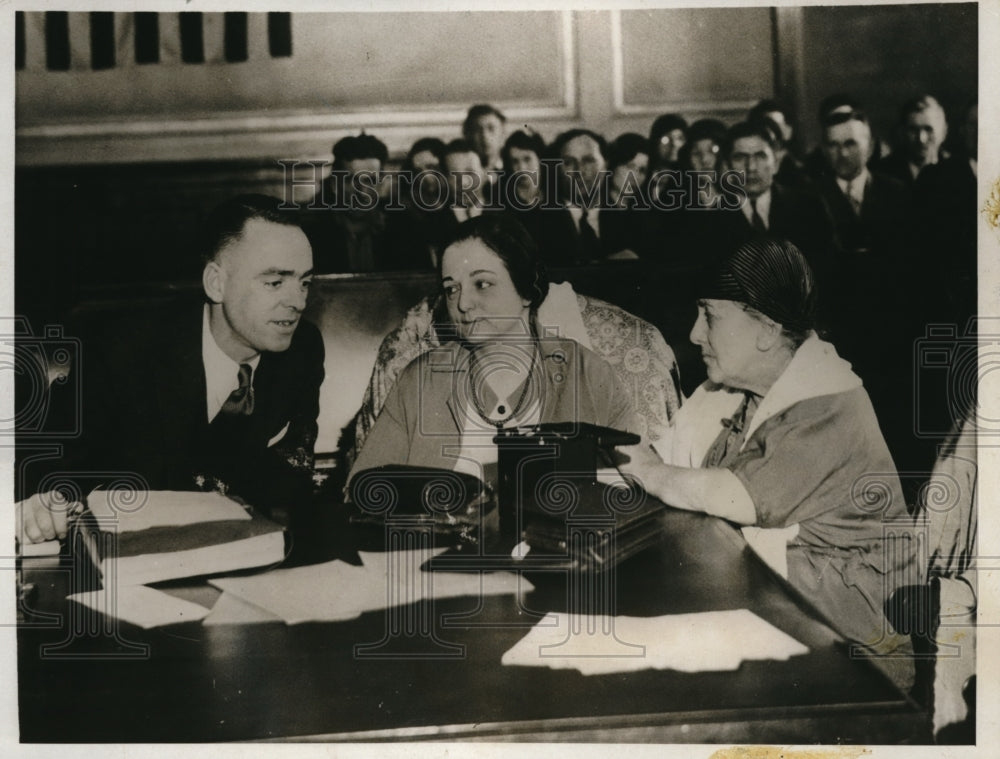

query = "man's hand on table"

[{"left": 16, "top": 491, "right": 73, "bottom": 545}]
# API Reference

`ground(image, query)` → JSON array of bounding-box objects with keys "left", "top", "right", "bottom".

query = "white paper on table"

[
  {"left": 210, "top": 559, "right": 381, "bottom": 624},
  {"left": 202, "top": 591, "right": 283, "bottom": 626},
  {"left": 359, "top": 548, "right": 534, "bottom": 602},
  {"left": 208, "top": 548, "right": 533, "bottom": 625},
  {"left": 501, "top": 609, "right": 808, "bottom": 676},
  {"left": 87, "top": 490, "right": 251, "bottom": 532},
  {"left": 68, "top": 585, "right": 211, "bottom": 629}
]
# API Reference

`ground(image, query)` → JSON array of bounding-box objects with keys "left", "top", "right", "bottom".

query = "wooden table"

[{"left": 17, "top": 504, "right": 924, "bottom": 743}]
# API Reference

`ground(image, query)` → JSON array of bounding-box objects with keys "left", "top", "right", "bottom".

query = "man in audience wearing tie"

[
  {"left": 537, "top": 128, "right": 611, "bottom": 266},
  {"left": 814, "top": 109, "right": 915, "bottom": 478},
  {"left": 17, "top": 195, "right": 325, "bottom": 543},
  {"left": 693, "top": 121, "right": 837, "bottom": 308},
  {"left": 816, "top": 109, "right": 910, "bottom": 265}
]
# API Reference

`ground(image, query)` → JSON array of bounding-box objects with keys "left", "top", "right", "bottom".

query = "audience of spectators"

[{"left": 312, "top": 93, "right": 975, "bottom": 479}]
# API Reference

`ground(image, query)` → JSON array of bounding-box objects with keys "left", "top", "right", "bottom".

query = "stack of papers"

[
  {"left": 85, "top": 490, "right": 287, "bottom": 587},
  {"left": 501, "top": 609, "right": 808, "bottom": 675},
  {"left": 207, "top": 548, "right": 533, "bottom": 625}
]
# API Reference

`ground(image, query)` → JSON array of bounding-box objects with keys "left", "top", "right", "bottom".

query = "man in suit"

[
  {"left": 747, "top": 99, "right": 810, "bottom": 190},
  {"left": 878, "top": 95, "right": 949, "bottom": 186},
  {"left": 914, "top": 99, "right": 977, "bottom": 327},
  {"left": 17, "top": 195, "right": 325, "bottom": 542},
  {"left": 815, "top": 110, "right": 917, "bottom": 476},
  {"left": 681, "top": 121, "right": 837, "bottom": 306},
  {"left": 536, "top": 128, "right": 617, "bottom": 266},
  {"left": 303, "top": 133, "right": 424, "bottom": 273},
  {"left": 816, "top": 109, "right": 911, "bottom": 265}
]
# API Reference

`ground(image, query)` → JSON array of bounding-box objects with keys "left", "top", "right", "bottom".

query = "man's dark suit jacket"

[
  {"left": 674, "top": 182, "right": 839, "bottom": 308},
  {"left": 814, "top": 171, "right": 913, "bottom": 388},
  {"left": 66, "top": 299, "right": 325, "bottom": 516},
  {"left": 875, "top": 152, "right": 919, "bottom": 187},
  {"left": 301, "top": 196, "right": 428, "bottom": 273},
  {"left": 816, "top": 170, "right": 911, "bottom": 260},
  {"left": 535, "top": 206, "right": 635, "bottom": 266},
  {"left": 412, "top": 205, "right": 504, "bottom": 265},
  {"left": 914, "top": 156, "right": 977, "bottom": 326}
]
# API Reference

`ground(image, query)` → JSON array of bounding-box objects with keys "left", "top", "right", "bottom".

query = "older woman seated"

[
  {"left": 349, "top": 214, "right": 638, "bottom": 485},
  {"left": 619, "top": 236, "right": 921, "bottom": 689}
]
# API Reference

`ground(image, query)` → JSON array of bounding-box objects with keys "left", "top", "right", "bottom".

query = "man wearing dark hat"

[{"left": 618, "top": 236, "right": 920, "bottom": 690}]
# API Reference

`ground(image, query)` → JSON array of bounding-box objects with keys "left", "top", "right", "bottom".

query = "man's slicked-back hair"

[
  {"left": 549, "top": 128, "right": 608, "bottom": 161},
  {"left": 332, "top": 133, "right": 389, "bottom": 168},
  {"left": 200, "top": 194, "right": 301, "bottom": 265},
  {"left": 817, "top": 92, "right": 863, "bottom": 123},
  {"left": 899, "top": 94, "right": 944, "bottom": 120},
  {"left": 442, "top": 138, "right": 480, "bottom": 161},
  {"left": 821, "top": 108, "right": 871, "bottom": 131},
  {"left": 724, "top": 120, "right": 778, "bottom": 158},
  {"left": 501, "top": 129, "right": 547, "bottom": 167},
  {"left": 462, "top": 103, "right": 506, "bottom": 136},
  {"left": 607, "top": 132, "right": 649, "bottom": 170}
]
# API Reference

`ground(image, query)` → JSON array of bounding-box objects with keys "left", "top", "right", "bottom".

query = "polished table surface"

[{"left": 17, "top": 505, "right": 923, "bottom": 743}]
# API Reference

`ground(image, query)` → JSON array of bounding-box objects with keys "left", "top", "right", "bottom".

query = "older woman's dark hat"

[{"left": 699, "top": 237, "right": 817, "bottom": 333}]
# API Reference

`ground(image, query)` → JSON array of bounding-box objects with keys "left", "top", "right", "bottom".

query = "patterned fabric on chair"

[{"left": 351, "top": 285, "right": 682, "bottom": 462}]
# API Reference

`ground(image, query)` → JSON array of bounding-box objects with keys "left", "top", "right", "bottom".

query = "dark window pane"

[
  {"left": 45, "top": 11, "right": 70, "bottom": 71},
  {"left": 179, "top": 12, "right": 204, "bottom": 64},
  {"left": 134, "top": 12, "right": 159, "bottom": 64},
  {"left": 15, "top": 12, "right": 25, "bottom": 70},
  {"left": 224, "top": 12, "right": 248, "bottom": 62},
  {"left": 90, "top": 12, "right": 115, "bottom": 70},
  {"left": 267, "top": 12, "right": 292, "bottom": 58}
]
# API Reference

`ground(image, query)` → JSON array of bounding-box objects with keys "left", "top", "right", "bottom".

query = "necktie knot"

[{"left": 221, "top": 363, "right": 255, "bottom": 416}]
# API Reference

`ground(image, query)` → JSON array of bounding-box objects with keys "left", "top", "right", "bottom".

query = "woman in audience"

[
  {"left": 349, "top": 214, "right": 638, "bottom": 486},
  {"left": 648, "top": 112, "right": 688, "bottom": 171},
  {"left": 617, "top": 236, "right": 920, "bottom": 690},
  {"left": 498, "top": 129, "right": 547, "bottom": 244},
  {"left": 400, "top": 137, "right": 446, "bottom": 211},
  {"left": 603, "top": 132, "right": 651, "bottom": 258},
  {"left": 647, "top": 113, "right": 688, "bottom": 210},
  {"left": 608, "top": 132, "right": 650, "bottom": 207},
  {"left": 405, "top": 137, "right": 446, "bottom": 174},
  {"left": 677, "top": 118, "right": 728, "bottom": 208}
]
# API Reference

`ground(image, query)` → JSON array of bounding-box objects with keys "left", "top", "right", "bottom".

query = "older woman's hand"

[{"left": 613, "top": 440, "right": 757, "bottom": 525}]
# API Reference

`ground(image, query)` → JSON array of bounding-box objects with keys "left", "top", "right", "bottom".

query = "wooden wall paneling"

[
  {"left": 797, "top": 3, "right": 978, "bottom": 148},
  {"left": 16, "top": 11, "right": 578, "bottom": 166},
  {"left": 158, "top": 12, "right": 181, "bottom": 64},
  {"left": 22, "top": 12, "right": 46, "bottom": 71},
  {"left": 612, "top": 7, "right": 774, "bottom": 117},
  {"left": 772, "top": 6, "right": 807, "bottom": 131},
  {"left": 202, "top": 12, "right": 226, "bottom": 65}
]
